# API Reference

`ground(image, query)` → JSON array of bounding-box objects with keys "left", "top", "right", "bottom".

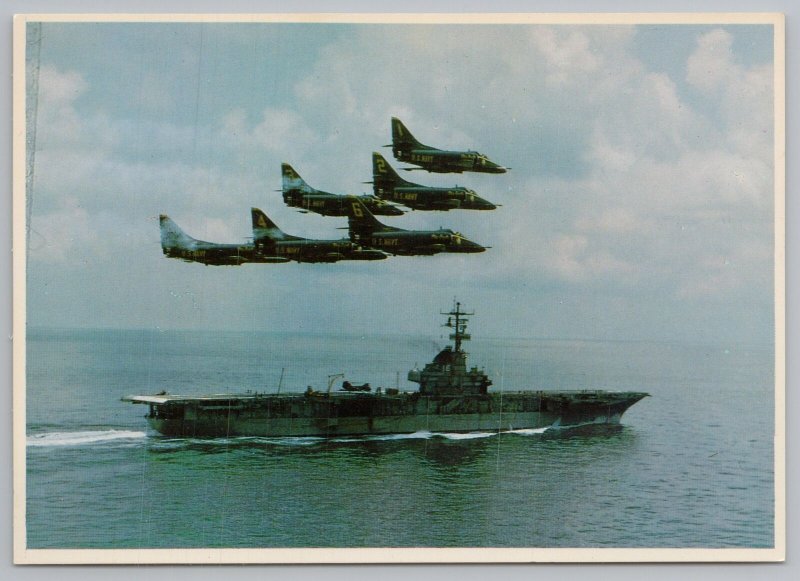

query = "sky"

[{"left": 23, "top": 19, "right": 777, "bottom": 344}]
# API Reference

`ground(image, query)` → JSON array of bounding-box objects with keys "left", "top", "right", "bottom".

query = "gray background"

[{"left": 3, "top": 0, "right": 795, "bottom": 579}]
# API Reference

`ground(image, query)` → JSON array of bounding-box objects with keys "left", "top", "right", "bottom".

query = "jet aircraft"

[
  {"left": 389, "top": 117, "right": 508, "bottom": 174},
  {"left": 251, "top": 207, "right": 388, "bottom": 263},
  {"left": 345, "top": 197, "right": 486, "bottom": 256},
  {"left": 371, "top": 152, "right": 497, "bottom": 211},
  {"left": 159, "top": 215, "right": 289, "bottom": 265},
  {"left": 281, "top": 163, "right": 403, "bottom": 217}
]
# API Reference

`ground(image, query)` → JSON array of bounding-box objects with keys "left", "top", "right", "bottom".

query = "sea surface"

[{"left": 25, "top": 328, "right": 775, "bottom": 549}]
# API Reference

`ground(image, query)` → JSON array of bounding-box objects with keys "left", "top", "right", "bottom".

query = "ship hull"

[{"left": 135, "top": 391, "right": 648, "bottom": 438}]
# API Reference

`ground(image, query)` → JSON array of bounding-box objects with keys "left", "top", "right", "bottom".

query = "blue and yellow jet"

[{"left": 389, "top": 117, "right": 508, "bottom": 174}]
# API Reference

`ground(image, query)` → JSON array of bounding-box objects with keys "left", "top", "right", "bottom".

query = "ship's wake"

[
  {"left": 339, "top": 427, "right": 550, "bottom": 442},
  {"left": 148, "top": 428, "right": 554, "bottom": 449},
  {"left": 26, "top": 429, "right": 147, "bottom": 448},
  {"left": 26, "top": 426, "right": 554, "bottom": 450}
]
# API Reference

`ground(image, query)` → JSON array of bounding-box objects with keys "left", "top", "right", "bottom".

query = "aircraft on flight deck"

[
  {"left": 251, "top": 207, "right": 388, "bottom": 263},
  {"left": 159, "top": 214, "right": 289, "bottom": 265},
  {"left": 345, "top": 197, "right": 486, "bottom": 256},
  {"left": 389, "top": 117, "right": 509, "bottom": 174},
  {"left": 281, "top": 163, "right": 403, "bottom": 217},
  {"left": 371, "top": 152, "right": 497, "bottom": 211}
]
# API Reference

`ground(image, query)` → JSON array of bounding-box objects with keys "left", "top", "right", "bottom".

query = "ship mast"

[{"left": 442, "top": 301, "right": 473, "bottom": 353}]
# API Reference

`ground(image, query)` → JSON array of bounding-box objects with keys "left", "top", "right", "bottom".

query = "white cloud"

[
  {"left": 686, "top": 28, "right": 735, "bottom": 94},
  {"left": 35, "top": 66, "right": 90, "bottom": 147},
  {"left": 545, "top": 234, "right": 635, "bottom": 283},
  {"left": 38, "top": 65, "right": 86, "bottom": 104},
  {"left": 576, "top": 207, "right": 642, "bottom": 234},
  {"left": 28, "top": 196, "right": 95, "bottom": 264},
  {"left": 532, "top": 28, "right": 601, "bottom": 87},
  {"left": 685, "top": 30, "right": 773, "bottom": 171},
  {"left": 222, "top": 107, "right": 316, "bottom": 155}
]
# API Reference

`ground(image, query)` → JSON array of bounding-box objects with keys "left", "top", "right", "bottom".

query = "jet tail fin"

[
  {"left": 281, "top": 163, "right": 316, "bottom": 195},
  {"left": 346, "top": 197, "right": 398, "bottom": 237},
  {"left": 391, "top": 117, "right": 425, "bottom": 151},
  {"left": 251, "top": 208, "right": 300, "bottom": 242},
  {"left": 159, "top": 215, "right": 198, "bottom": 250},
  {"left": 372, "top": 152, "right": 414, "bottom": 192}
]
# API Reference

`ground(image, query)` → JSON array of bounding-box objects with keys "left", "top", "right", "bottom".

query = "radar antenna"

[{"left": 442, "top": 301, "right": 473, "bottom": 353}]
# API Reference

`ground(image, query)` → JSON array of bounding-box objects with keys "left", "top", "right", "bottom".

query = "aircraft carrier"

[{"left": 123, "top": 304, "right": 649, "bottom": 437}]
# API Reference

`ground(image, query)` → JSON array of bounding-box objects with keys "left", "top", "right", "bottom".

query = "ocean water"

[{"left": 25, "top": 328, "right": 775, "bottom": 549}]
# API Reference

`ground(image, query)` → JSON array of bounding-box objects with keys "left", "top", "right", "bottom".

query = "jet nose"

[
  {"left": 450, "top": 233, "right": 486, "bottom": 253},
  {"left": 461, "top": 241, "right": 486, "bottom": 253},
  {"left": 477, "top": 156, "right": 508, "bottom": 173}
]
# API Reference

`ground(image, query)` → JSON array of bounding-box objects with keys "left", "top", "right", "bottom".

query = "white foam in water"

[
  {"left": 263, "top": 436, "right": 325, "bottom": 447},
  {"left": 506, "top": 426, "right": 551, "bottom": 436},
  {"left": 27, "top": 430, "right": 147, "bottom": 447},
  {"left": 438, "top": 431, "right": 497, "bottom": 440},
  {"left": 369, "top": 430, "right": 434, "bottom": 441},
  {"left": 163, "top": 436, "right": 325, "bottom": 447},
  {"left": 32, "top": 426, "right": 549, "bottom": 450},
  {"left": 332, "top": 429, "right": 551, "bottom": 442}
]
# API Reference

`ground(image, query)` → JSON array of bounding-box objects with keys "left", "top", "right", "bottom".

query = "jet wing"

[
  {"left": 256, "top": 255, "right": 292, "bottom": 264},
  {"left": 295, "top": 253, "right": 344, "bottom": 263},
  {"left": 430, "top": 200, "right": 461, "bottom": 210},
  {"left": 395, "top": 244, "right": 446, "bottom": 256}
]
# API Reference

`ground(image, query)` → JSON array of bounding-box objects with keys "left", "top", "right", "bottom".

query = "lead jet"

[
  {"left": 281, "top": 163, "right": 403, "bottom": 217},
  {"left": 251, "top": 207, "right": 388, "bottom": 263},
  {"left": 345, "top": 197, "right": 486, "bottom": 256},
  {"left": 389, "top": 117, "right": 508, "bottom": 174},
  {"left": 372, "top": 152, "right": 497, "bottom": 211},
  {"left": 159, "top": 215, "right": 289, "bottom": 265}
]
